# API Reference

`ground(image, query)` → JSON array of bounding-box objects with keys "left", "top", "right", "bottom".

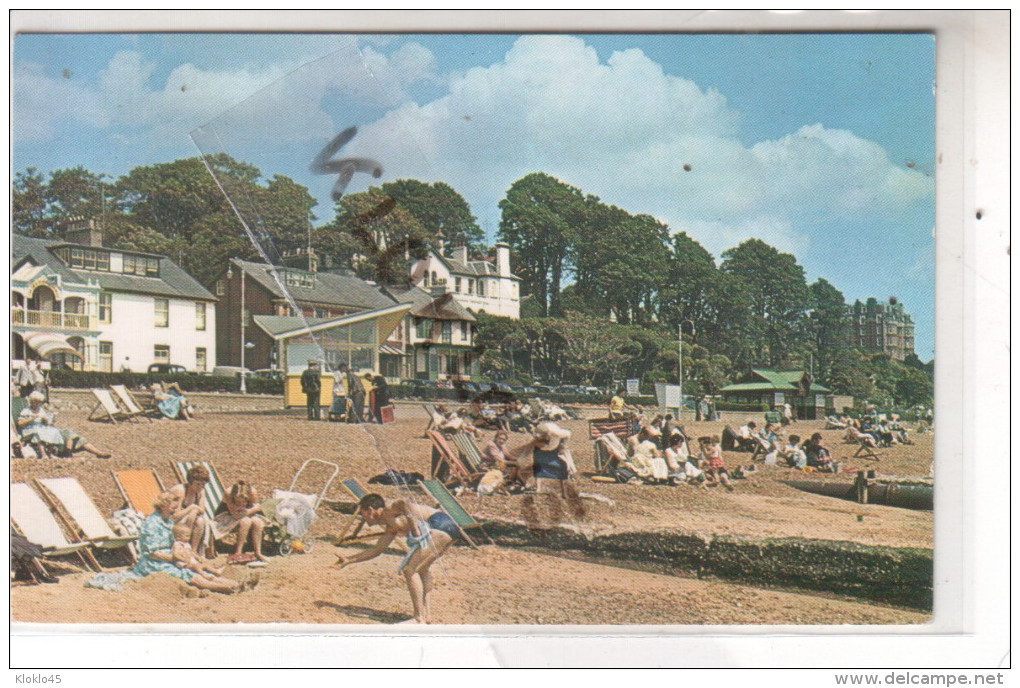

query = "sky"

[{"left": 11, "top": 32, "right": 936, "bottom": 358}]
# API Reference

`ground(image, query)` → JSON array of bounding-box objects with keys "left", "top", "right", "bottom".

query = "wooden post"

[{"left": 855, "top": 469, "right": 869, "bottom": 504}]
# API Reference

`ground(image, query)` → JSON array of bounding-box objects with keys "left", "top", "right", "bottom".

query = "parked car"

[
  {"left": 212, "top": 365, "right": 251, "bottom": 379},
  {"left": 478, "top": 381, "right": 515, "bottom": 404},
  {"left": 400, "top": 379, "right": 437, "bottom": 397},
  {"left": 252, "top": 369, "right": 283, "bottom": 381},
  {"left": 147, "top": 363, "right": 188, "bottom": 376}
]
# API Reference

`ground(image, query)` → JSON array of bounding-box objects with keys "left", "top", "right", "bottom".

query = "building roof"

[
  {"left": 720, "top": 368, "right": 831, "bottom": 394},
  {"left": 252, "top": 302, "right": 411, "bottom": 341},
  {"left": 11, "top": 233, "right": 216, "bottom": 301},
  {"left": 429, "top": 248, "right": 519, "bottom": 280},
  {"left": 231, "top": 258, "right": 395, "bottom": 311},
  {"left": 383, "top": 285, "right": 476, "bottom": 322}
]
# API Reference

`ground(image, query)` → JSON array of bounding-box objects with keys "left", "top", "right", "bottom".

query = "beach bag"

[
  {"left": 613, "top": 465, "right": 638, "bottom": 484},
  {"left": 380, "top": 405, "right": 395, "bottom": 424}
]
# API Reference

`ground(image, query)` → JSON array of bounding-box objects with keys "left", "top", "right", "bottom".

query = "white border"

[{"left": 5, "top": 10, "right": 1009, "bottom": 670}]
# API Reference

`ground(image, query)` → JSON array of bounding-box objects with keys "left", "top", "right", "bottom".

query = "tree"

[
  {"left": 12, "top": 168, "right": 48, "bottom": 237},
  {"left": 498, "top": 173, "right": 585, "bottom": 317},
  {"left": 721, "top": 239, "right": 811, "bottom": 367},
  {"left": 808, "top": 278, "right": 850, "bottom": 381},
  {"left": 45, "top": 167, "right": 109, "bottom": 226},
  {"left": 380, "top": 179, "right": 484, "bottom": 251}
]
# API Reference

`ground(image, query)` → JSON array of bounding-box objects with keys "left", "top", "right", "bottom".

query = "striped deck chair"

[
  {"left": 588, "top": 417, "right": 640, "bottom": 440},
  {"left": 593, "top": 431, "right": 630, "bottom": 475},
  {"left": 171, "top": 461, "right": 226, "bottom": 534},
  {"left": 35, "top": 477, "right": 137, "bottom": 566},
  {"left": 10, "top": 482, "right": 96, "bottom": 569},
  {"left": 427, "top": 430, "right": 484, "bottom": 488},
  {"left": 417, "top": 479, "right": 493, "bottom": 548},
  {"left": 88, "top": 388, "right": 134, "bottom": 423},
  {"left": 334, "top": 477, "right": 407, "bottom": 551},
  {"left": 449, "top": 432, "right": 485, "bottom": 474},
  {"left": 112, "top": 469, "right": 166, "bottom": 516},
  {"left": 110, "top": 385, "right": 156, "bottom": 421}
]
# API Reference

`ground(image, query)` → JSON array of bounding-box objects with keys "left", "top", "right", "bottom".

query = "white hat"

[{"left": 534, "top": 422, "right": 571, "bottom": 451}]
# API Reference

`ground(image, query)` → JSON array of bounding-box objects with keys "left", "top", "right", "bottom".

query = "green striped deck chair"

[
  {"left": 10, "top": 482, "right": 96, "bottom": 569},
  {"left": 418, "top": 478, "right": 493, "bottom": 548},
  {"left": 334, "top": 477, "right": 407, "bottom": 550},
  {"left": 171, "top": 460, "right": 226, "bottom": 535},
  {"left": 427, "top": 430, "right": 484, "bottom": 488},
  {"left": 35, "top": 477, "right": 137, "bottom": 566},
  {"left": 450, "top": 432, "right": 485, "bottom": 473}
]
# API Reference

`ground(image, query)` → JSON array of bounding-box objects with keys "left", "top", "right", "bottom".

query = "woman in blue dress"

[
  {"left": 514, "top": 422, "right": 586, "bottom": 526},
  {"left": 132, "top": 490, "right": 241, "bottom": 593},
  {"left": 150, "top": 382, "right": 193, "bottom": 420},
  {"left": 16, "top": 391, "right": 111, "bottom": 459}
]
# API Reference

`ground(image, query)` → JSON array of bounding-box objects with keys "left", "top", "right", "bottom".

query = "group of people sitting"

[
  {"left": 721, "top": 420, "right": 839, "bottom": 473},
  {"left": 612, "top": 418, "right": 735, "bottom": 491}
]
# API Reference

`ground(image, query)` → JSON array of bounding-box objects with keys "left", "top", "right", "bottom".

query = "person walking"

[
  {"left": 340, "top": 363, "right": 364, "bottom": 424},
  {"left": 301, "top": 360, "right": 322, "bottom": 421}
]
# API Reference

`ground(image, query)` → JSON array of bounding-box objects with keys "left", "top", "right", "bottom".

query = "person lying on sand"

[{"left": 334, "top": 493, "right": 460, "bottom": 624}]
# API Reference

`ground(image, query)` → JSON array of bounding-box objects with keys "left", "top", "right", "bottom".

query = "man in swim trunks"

[{"left": 333, "top": 493, "right": 459, "bottom": 624}]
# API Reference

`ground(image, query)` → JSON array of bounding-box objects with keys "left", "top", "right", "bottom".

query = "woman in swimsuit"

[{"left": 334, "top": 493, "right": 460, "bottom": 624}]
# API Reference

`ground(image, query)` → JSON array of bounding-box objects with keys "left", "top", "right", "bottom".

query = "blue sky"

[{"left": 12, "top": 32, "right": 936, "bottom": 357}]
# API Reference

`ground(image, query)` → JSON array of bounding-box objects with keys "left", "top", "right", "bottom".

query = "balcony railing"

[{"left": 11, "top": 308, "right": 93, "bottom": 330}]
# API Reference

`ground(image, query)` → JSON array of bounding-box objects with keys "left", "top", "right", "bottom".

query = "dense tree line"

[{"left": 12, "top": 162, "right": 932, "bottom": 407}]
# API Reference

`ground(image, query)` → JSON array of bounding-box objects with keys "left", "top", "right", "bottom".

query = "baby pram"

[{"left": 263, "top": 458, "right": 339, "bottom": 555}]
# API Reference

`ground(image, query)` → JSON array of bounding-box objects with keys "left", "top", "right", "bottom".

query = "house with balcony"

[
  {"left": 409, "top": 241, "right": 521, "bottom": 319},
  {"left": 11, "top": 221, "right": 217, "bottom": 372},
  {"left": 383, "top": 285, "right": 479, "bottom": 381}
]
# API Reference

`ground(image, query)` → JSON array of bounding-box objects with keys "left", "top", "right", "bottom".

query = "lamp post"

[{"left": 678, "top": 318, "right": 695, "bottom": 419}]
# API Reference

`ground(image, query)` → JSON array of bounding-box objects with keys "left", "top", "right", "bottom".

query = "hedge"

[{"left": 48, "top": 369, "right": 284, "bottom": 395}]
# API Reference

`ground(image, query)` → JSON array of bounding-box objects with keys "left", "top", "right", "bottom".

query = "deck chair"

[
  {"left": 333, "top": 477, "right": 408, "bottom": 551},
  {"left": 88, "top": 388, "right": 134, "bottom": 423},
  {"left": 417, "top": 479, "right": 493, "bottom": 548},
  {"left": 112, "top": 469, "right": 166, "bottom": 516},
  {"left": 171, "top": 461, "right": 227, "bottom": 533},
  {"left": 845, "top": 427, "right": 882, "bottom": 461},
  {"left": 427, "top": 430, "right": 485, "bottom": 488},
  {"left": 110, "top": 385, "right": 156, "bottom": 421},
  {"left": 589, "top": 417, "right": 640, "bottom": 440},
  {"left": 593, "top": 431, "right": 629, "bottom": 476},
  {"left": 10, "top": 482, "right": 96, "bottom": 569},
  {"left": 35, "top": 477, "right": 137, "bottom": 567},
  {"left": 423, "top": 403, "right": 438, "bottom": 435},
  {"left": 449, "top": 432, "right": 486, "bottom": 474}
]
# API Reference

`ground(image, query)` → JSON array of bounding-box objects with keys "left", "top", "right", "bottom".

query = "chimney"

[
  {"left": 435, "top": 232, "right": 446, "bottom": 256},
  {"left": 495, "top": 242, "right": 511, "bottom": 275},
  {"left": 62, "top": 217, "right": 104, "bottom": 248},
  {"left": 453, "top": 243, "right": 469, "bottom": 265}
]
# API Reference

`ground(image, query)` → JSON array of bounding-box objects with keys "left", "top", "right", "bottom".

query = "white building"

[
  {"left": 12, "top": 223, "right": 217, "bottom": 373},
  {"left": 410, "top": 242, "right": 521, "bottom": 319}
]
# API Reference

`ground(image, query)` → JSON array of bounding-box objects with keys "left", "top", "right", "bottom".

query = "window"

[
  {"left": 195, "top": 302, "right": 207, "bottom": 330},
  {"left": 477, "top": 280, "right": 485, "bottom": 297},
  {"left": 314, "top": 308, "right": 328, "bottom": 318},
  {"left": 154, "top": 345, "right": 170, "bottom": 364},
  {"left": 123, "top": 254, "right": 159, "bottom": 277},
  {"left": 460, "top": 322, "right": 468, "bottom": 341},
  {"left": 195, "top": 347, "right": 207, "bottom": 373},
  {"left": 216, "top": 280, "right": 226, "bottom": 296},
  {"left": 155, "top": 298, "right": 169, "bottom": 327},
  {"left": 416, "top": 318, "right": 431, "bottom": 339},
  {"left": 455, "top": 277, "right": 462, "bottom": 293},
  {"left": 98, "top": 292, "right": 112, "bottom": 324},
  {"left": 283, "top": 270, "right": 314, "bottom": 288},
  {"left": 467, "top": 279, "right": 474, "bottom": 295},
  {"left": 441, "top": 322, "right": 452, "bottom": 344},
  {"left": 98, "top": 341, "right": 113, "bottom": 373}
]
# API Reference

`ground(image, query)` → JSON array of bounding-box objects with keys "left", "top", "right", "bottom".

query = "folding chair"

[
  {"left": 112, "top": 469, "right": 166, "bottom": 516},
  {"left": 449, "top": 432, "right": 486, "bottom": 474},
  {"left": 333, "top": 477, "right": 407, "bottom": 551},
  {"left": 423, "top": 403, "right": 438, "bottom": 435},
  {"left": 170, "top": 460, "right": 226, "bottom": 531},
  {"left": 10, "top": 482, "right": 96, "bottom": 569},
  {"left": 589, "top": 417, "right": 640, "bottom": 441},
  {"left": 35, "top": 477, "right": 137, "bottom": 567},
  {"left": 87, "top": 388, "right": 133, "bottom": 423},
  {"left": 427, "top": 430, "right": 484, "bottom": 488},
  {"left": 110, "top": 385, "right": 156, "bottom": 421},
  {"left": 417, "top": 478, "right": 493, "bottom": 548},
  {"left": 593, "top": 431, "right": 629, "bottom": 477}
]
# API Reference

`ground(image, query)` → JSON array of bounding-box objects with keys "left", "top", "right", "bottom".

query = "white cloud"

[{"left": 341, "top": 35, "right": 933, "bottom": 255}]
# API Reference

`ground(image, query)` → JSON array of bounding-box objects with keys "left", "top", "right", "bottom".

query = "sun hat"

[{"left": 534, "top": 421, "right": 571, "bottom": 451}]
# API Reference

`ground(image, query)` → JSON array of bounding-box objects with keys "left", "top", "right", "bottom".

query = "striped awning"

[
  {"left": 378, "top": 344, "right": 405, "bottom": 356},
  {"left": 23, "top": 331, "right": 83, "bottom": 360}
]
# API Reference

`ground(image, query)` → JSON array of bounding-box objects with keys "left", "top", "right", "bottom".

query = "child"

[
  {"left": 780, "top": 434, "right": 808, "bottom": 469},
  {"left": 699, "top": 435, "right": 734, "bottom": 492},
  {"left": 171, "top": 517, "right": 225, "bottom": 580}
]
